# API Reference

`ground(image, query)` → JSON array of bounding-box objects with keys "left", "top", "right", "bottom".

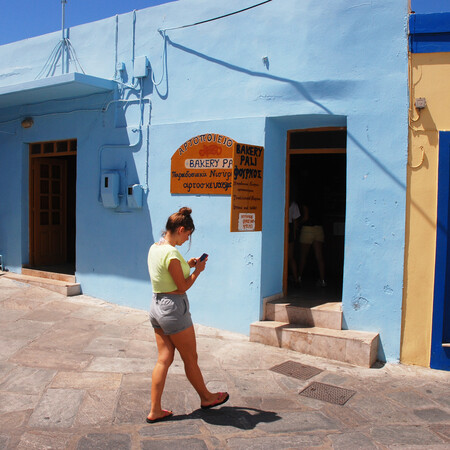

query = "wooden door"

[{"left": 31, "top": 158, "right": 67, "bottom": 265}]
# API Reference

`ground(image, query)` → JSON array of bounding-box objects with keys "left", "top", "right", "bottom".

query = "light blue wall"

[{"left": 0, "top": 0, "right": 408, "bottom": 359}]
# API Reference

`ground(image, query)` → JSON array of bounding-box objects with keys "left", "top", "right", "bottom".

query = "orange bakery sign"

[
  {"left": 171, "top": 134, "right": 234, "bottom": 195},
  {"left": 170, "top": 134, "right": 264, "bottom": 232}
]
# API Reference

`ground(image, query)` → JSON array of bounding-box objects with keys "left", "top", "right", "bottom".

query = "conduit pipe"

[
  {"left": 97, "top": 127, "right": 142, "bottom": 205},
  {"left": 98, "top": 93, "right": 151, "bottom": 203},
  {"left": 61, "top": 0, "right": 67, "bottom": 75},
  {"left": 114, "top": 14, "right": 119, "bottom": 80}
]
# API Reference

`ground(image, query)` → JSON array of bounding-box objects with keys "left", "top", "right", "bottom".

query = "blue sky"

[
  {"left": 0, "top": 0, "right": 447, "bottom": 46},
  {"left": 0, "top": 0, "right": 175, "bottom": 46}
]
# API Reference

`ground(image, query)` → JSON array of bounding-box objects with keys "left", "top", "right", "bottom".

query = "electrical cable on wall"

[
  {"left": 159, "top": 0, "right": 272, "bottom": 32},
  {"left": 152, "top": 30, "right": 167, "bottom": 86},
  {"left": 150, "top": 1, "right": 272, "bottom": 89},
  {"left": 407, "top": 52, "right": 426, "bottom": 169},
  {"left": 408, "top": 145, "right": 425, "bottom": 169}
]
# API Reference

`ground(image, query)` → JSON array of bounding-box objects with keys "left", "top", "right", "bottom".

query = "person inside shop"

[
  {"left": 298, "top": 194, "right": 327, "bottom": 287},
  {"left": 146, "top": 207, "right": 229, "bottom": 423},
  {"left": 288, "top": 194, "right": 301, "bottom": 286}
]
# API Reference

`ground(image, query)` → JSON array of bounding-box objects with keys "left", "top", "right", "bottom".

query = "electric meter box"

[
  {"left": 127, "top": 184, "right": 143, "bottom": 208},
  {"left": 101, "top": 172, "right": 120, "bottom": 208},
  {"left": 134, "top": 56, "right": 149, "bottom": 78}
]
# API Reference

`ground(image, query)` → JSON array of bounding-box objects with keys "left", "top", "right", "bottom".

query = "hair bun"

[{"left": 179, "top": 207, "right": 192, "bottom": 216}]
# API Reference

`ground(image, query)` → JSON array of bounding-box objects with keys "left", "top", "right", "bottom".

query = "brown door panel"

[{"left": 31, "top": 158, "right": 67, "bottom": 266}]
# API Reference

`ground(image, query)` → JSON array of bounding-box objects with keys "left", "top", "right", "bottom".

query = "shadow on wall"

[
  {"left": 164, "top": 38, "right": 428, "bottom": 228},
  {"left": 76, "top": 103, "right": 154, "bottom": 285},
  {"left": 160, "top": 39, "right": 421, "bottom": 362},
  {"left": 166, "top": 37, "right": 358, "bottom": 108}
]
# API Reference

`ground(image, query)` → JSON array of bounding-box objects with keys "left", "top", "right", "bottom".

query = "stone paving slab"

[
  {"left": 0, "top": 277, "right": 449, "bottom": 449},
  {"left": 0, "top": 392, "right": 40, "bottom": 414},
  {"left": 27, "top": 388, "right": 85, "bottom": 428},
  {"left": 76, "top": 433, "right": 132, "bottom": 450},
  {"left": 86, "top": 356, "right": 152, "bottom": 373},
  {"left": 226, "top": 434, "right": 325, "bottom": 449},
  {"left": 140, "top": 437, "right": 208, "bottom": 450},
  {"left": 9, "top": 347, "right": 93, "bottom": 371},
  {"left": 50, "top": 371, "right": 122, "bottom": 391},
  {"left": 0, "top": 319, "right": 53, "bottom": 340},
  {"left": 16, "top": 431, "right": 73, "bottom": 450},
  {"left": 74, "top": 390, "right": 117, "bottom": 426},
  {"left": 369, "top": 424, "right": 446, "bottom": 446},
  {"left": 0, "top": 338, "right": 31, "bottom": 360},
  {"left": 328, "top": 431, "right": 378, "bottom": 449},
  {"left": 0, "top": 366, "right": 56, "bottom": 395}
]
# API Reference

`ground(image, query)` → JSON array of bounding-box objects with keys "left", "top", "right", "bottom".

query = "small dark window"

[
  {"left": 31, "top": 143, "right": 41, "bottom": 155},
  {"left": 40, "top": 180, "right": 49, "bottom": 194},
  {"left": 43, "top": 142, "right": 54, "bottom": 154},
  {"left": 56, "top": 141, "right": 67, "bottom": 153},
  {"left": 40, "top": 164, "right": 49, "bottom": 178},
  {"left": 52, "top": 181, "right": 60, "bottom": 194},
  {"left": 40, "top": 196, "right": 49, "bottom": 209},
  {"left": 289, "top": 130, "right": 346, "bottom": 150},
  {"left": 40, "top": 212, "right": 49, "bottom": 226},
  {"left": 52, "top": 212, "right": 60, "bottom": 225}
]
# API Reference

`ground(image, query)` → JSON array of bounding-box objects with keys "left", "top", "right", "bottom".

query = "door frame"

[
  {"left": 431, "top": 131, "right": 450, "bottom": 370},
  {"left": 283, "top": 127, "right": 346, "bottom": 295},
  {"left": 28, "top": 139, "right": 77, "bottom": 268}
]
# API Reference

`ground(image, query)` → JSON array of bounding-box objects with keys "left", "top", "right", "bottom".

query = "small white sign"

[{"left": 238, "top": 213, "right": 255, "bottom": 231}]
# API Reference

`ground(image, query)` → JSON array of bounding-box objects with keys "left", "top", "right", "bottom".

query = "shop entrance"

[
  {"left": 284, "top": 128, "right": 346, "bottom": 302},
  {"left": 29, "top": 140, "right": 77, "bottom": 274}
]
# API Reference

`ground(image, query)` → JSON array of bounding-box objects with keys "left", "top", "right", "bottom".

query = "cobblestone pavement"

[{"left": 0, "top": 276, "right": 449, "bottom": 449}]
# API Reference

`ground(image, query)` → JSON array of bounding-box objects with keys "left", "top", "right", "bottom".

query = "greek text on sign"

[
  {"left": 230, "top": 143, "right": 264, "bottom": 232},
  {"left": 238, "top": 213, "right": 255, "bottom": 231},
  {"left": 171, "top": 134, "right": 235, "bottom": 195}
]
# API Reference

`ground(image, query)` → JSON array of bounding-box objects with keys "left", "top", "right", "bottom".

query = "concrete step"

[
  {"left": 3, "top": 271, "right": 81, "bottom": 296},
  {"left": 21, "top": 267, "right": 76, "bottom": 283},
  {"left": 264, "top": 300, "right": 342, "bottom": 330},
  {"left": 250, "top": 321, "right": 379, "bottom": 368}
]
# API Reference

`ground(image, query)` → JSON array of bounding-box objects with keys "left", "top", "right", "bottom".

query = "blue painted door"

[{"left": 432, "top": 131, "right": 450, "bottom": 370}]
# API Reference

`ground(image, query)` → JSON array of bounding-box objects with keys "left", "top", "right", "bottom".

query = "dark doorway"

[
  {"left": 284, "top": 128, "right": 346, "bottom": 303},
  {"left": 29, "top": 140, "right": 76, "bottom": 275}
]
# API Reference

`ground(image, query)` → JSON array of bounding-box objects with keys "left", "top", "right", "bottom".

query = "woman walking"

[{"left": 146, "top": 207, "right": 229, "bottom": 423}]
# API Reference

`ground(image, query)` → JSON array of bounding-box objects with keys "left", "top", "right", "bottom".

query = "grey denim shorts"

[{"left": 149, "top": 293, "right": 193, "bottom": 335}]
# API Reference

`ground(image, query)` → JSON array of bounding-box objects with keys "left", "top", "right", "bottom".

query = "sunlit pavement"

[{"left": 0, "top": 275, "right": 449, "bottom": 449}]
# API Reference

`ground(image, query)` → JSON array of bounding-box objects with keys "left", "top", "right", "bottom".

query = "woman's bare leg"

[
  {"left": 148, "top": 328, "right": 175, "bottom": 420},
  {"left": 169, "top": 325, "right": 224, "bottom": 406},
  {"left": 299, "top": 243, "right": 311, "bottom": 278},
  {"left": 313, "top": 240, "right": 325, "bottom": 281},
  {"left": 288, "top": 242, "right": 299, "bottom": 282}
]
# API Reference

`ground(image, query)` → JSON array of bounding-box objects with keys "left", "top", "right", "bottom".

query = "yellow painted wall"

[{"left": 402, "top": 52, "right": 450, "bottom": 366}]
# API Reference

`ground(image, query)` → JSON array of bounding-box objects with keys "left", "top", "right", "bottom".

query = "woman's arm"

[{"left": 168, "top": 258, "right": 206, "bottom": 293}]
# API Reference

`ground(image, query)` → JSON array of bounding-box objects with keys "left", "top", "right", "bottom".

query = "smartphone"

[{"left": 199, "top": 253, "right": 208, "bottom": 262}]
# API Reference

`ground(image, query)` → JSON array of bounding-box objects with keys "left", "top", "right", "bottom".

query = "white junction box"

[
  {"left": 101, "top": 172, "right": 120, "bottom": 208},
  {"left": 127, "top": 184, "right": 143, "bottom": 208},
  {"left": 134, "top": 56, "right": 149, "bottom": 78}
]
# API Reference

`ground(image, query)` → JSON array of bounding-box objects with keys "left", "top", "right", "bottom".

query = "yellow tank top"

[{"left": 147, "top": 243, "right": 190, "bottom": 293}]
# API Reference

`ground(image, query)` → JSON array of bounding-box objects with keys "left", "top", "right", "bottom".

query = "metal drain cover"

[
  {"left": 270, "top": 361, "right": 323, "bottom": 380},
  {"left": 299, "top": 382, "right": 356, "bottom": 405}
]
